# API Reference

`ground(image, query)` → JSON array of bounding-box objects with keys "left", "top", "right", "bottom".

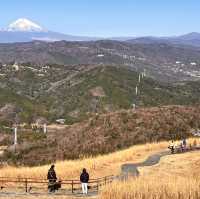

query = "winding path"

[{"left": 118, "top": 150, "right": 171, "bottom": 180}]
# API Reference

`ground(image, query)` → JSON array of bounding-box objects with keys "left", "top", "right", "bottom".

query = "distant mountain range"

[
  {"left": 127, "top": 32, "right": 200, "bottom": 47},
  {"left": 1, "top": 39, "right": 200, "bottom": 82},
  {"left": 1, "top": 18, "right": 200, "bottom": 47}
]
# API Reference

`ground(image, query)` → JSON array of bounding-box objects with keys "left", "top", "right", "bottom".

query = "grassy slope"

[
  {"left": 101, "top": 147, "right": 200, "bottom": 199},
  {"left": 0, "top": 87, "right": 47, "bottom": 124},
  {"left": 2, "top": 106, "right": 200, "bottom": 166},
  {"left": 0, "top": 141, "right": 170, "bottom": 179},
  {"left": 38, "top": 65, "right": 200, "bottom": 122},
  {"left": 1, "top": 65, "right": 200, "bottom": 165},
  {"left": 0, "top": 139, "right": 200, "bottom": 199},
  {"left": 1, "top": 65, "right": 200, "bottom": 124}
]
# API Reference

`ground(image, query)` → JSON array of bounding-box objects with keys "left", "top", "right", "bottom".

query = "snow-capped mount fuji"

[
  {"left": 0, "top": 18, "right": 99, "bottom": 43},
  {"left": 6, "top": 18, "right": 45, "bottom": 32},
  {"left": 2, "top": 18, "right": 200, "bottom": 46}
]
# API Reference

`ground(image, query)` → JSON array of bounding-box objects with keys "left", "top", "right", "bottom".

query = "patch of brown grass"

[{"left": 4, "top": 105, "right": 200, "bottom": 166}]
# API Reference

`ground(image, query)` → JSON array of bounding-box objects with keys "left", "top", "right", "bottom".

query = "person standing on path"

[
  {"left": 80, "top": 168, "right": 89, "bottom": 195},
  {"left": 169, "top": 140, "right": 175, "bottom": 154},
  {"left": 47, "top": 165, "right": 57, "bottom": 192},
  {"left": 183, "top": 138, "right": 187, "bottom": 151}
]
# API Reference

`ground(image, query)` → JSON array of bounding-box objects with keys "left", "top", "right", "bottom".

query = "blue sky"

[{"left": 0, "top": 0, "right": 199, "bottom": 37}]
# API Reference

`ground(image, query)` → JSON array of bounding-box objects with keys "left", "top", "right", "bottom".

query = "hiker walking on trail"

[
  {"left": 80, "top": 168, "right": 89, "bottom": 195},
  {"left": 47, "top": 165, "right": 57, "bottom": 192}
]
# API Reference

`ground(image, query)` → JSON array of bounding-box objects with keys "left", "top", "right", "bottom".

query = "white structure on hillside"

[
  {"left": 190, "top": 62, "right": 197, "bottom": 66},
  {"left": 56, "top": 119, "right": 66, "bottom": 124},
  {"left": 97, "top": 54, "right": 104, "bottom": 57},
  {"left": 43, "top": 124, "right": 47, "bottom": 134},
  {"left": 12, "top": 62, "right": 19, "bottom": 71},
  {"left": 138, "top": 74, "right": 141, "bottom": 83},
  {"left": 135, "top": 86, "right": 138, "bottom": 96},
  {"left": 14, "top": 127, "right": 17, "bottom": 145}
]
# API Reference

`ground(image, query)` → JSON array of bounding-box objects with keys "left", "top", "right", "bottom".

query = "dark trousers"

[
  {"left": 171, "top": 146, "right": 174, "bottom": 154},
  {"left": 48, "top": 180, "right": 56, "bottom": 192}
]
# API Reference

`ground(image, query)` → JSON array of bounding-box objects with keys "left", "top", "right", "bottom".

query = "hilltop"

[{"left": 1, "top": 105, "right": 200, "bottom": 165}]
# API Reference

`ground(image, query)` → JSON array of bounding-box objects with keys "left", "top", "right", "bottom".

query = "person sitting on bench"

[{"left": 47, "top": 165, "right": 61, "bottom": 192}]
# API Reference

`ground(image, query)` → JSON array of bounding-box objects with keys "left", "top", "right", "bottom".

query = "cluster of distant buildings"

[
  {"left": 0, "top": 62, "right": 51, "bottom": 77},
  {"left": 175, "top": 61, "right": 197, "bottom": 66}
]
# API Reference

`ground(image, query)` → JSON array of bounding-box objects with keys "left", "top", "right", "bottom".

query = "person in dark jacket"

[
  {"left": 47, "top": 165, "right": 57, "bottom": 192},
  {"left": 183, "top": 138, "right": 187, "bottom": 150},
  {"left": 80, "top": 168, "right": 89, "bottom": 194}
]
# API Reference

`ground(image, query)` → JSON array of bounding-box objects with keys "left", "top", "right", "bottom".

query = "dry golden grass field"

[
  {"left": 0, "top": 138, "right": 200, "bottom": 199},
  {"left": 0, "top": 142, "right": 169, "bottom": 180},
  {"left": 101, "top": 142, "right": 200, "bottom": 199}
]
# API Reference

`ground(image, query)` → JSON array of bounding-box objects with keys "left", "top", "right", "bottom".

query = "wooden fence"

[{"left": 0, "top": 175, "right": 114, "bottom": 194}]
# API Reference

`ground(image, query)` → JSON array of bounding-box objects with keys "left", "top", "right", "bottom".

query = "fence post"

[
  {"left": 71, "top": 180, "right": 74, "bottom": 193},
  {"left": 0, "top": 178, "right": 2, "bottom": 190},
  {"left": 105, "top": 176, "right": 107, "bottom": 185},
  {"left": 25, "top": 178, "right": 28, "bottom": 193},
  {"left": 97, "top": 180, "right": 99, "bottom": 192}
]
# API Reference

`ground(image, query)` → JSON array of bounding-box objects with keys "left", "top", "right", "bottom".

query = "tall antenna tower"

[
  {"left": 14, "top": 126, "right": 17, "bottom": 145},
  {"left": 43, "top": 123, "right": 47, "bottom": 134},
  {"left": 138, "top": 74, "right": 141, "bottom": 83},
  {"left": 135, "top": 85, "right": 138, "bottom": 96}
]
